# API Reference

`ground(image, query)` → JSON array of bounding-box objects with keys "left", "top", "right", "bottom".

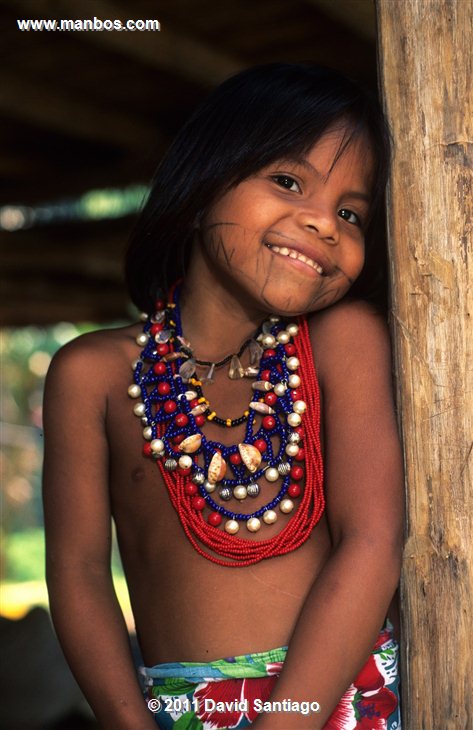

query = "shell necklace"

[{"left": 128, "top": 286, "right": 324, "bottom": 566}]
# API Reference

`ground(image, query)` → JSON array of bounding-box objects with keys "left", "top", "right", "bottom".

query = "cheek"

[
  {"left": 345, "top": 240, "right": 365, "bottom": 279},
  {"left": 202, "top": 222, "right": 265, "bottom": 267}
]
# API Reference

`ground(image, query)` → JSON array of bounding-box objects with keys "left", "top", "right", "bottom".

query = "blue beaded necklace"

[{"left": 128, "top": 285, "right": 319, "bottom": 562}]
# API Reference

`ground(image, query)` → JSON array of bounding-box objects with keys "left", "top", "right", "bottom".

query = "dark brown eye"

[
  {"left": 338, "top": 208, "right": 360, "bottom": 226},
  {"left": 272, "top": 175, "right": 300, "bottom": 193}
]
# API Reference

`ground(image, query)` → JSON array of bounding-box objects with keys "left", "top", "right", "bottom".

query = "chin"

[{"left": 257, "top": 283, "right": 325, "bottom": 318}]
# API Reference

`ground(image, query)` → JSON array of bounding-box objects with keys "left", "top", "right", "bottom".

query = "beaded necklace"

[{"left": 128, "top": 286, "right": 324, "bottom": 566}]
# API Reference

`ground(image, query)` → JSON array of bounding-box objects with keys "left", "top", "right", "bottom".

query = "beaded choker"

[{"left": 128, "top": 287, "right": 324, "bottom": 566}]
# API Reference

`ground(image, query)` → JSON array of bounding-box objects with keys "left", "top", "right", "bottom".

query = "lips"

[{"left": 265, "top": 242, "right": 328, "bottom": 276}]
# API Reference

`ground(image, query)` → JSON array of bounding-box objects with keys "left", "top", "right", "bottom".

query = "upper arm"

[
  {"left": 42, "top": 335, "right": 113, "bottom": 575},
  {"left": 310, "top": 300, "right": 404, "bottom": 551}
]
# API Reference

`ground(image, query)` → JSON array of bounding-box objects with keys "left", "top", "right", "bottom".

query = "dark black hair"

[{"left": 126, "top": 63, "right": 391, "bottom": 313}]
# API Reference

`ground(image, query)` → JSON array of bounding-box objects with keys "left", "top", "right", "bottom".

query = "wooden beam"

[
  {"left": 0, "top": 69, "right": 158, "bottom": 151},
  {"left": 376, "top": 1, "right": 473, "bottom": 727}
]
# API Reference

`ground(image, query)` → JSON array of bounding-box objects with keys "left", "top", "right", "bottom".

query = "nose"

[{"left": 297, "top": 205, "right": 339, "bottom": 244}]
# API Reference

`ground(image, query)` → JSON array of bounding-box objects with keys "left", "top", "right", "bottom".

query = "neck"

[{"left": 179, "top": 256, "right": 266, "bottom": 363}]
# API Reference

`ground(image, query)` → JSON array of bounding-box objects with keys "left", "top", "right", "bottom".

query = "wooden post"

[{"left": 376, "top": 1, "right": 473, "bottom": 727}]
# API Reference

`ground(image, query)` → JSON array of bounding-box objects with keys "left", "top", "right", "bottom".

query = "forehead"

[{"left": 280, "top": 126, "right": 375, "bottom": 188}]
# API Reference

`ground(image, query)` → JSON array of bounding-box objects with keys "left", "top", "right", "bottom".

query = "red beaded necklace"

[{"left": 130, "top": 293, "right": 324, "bottom": 567}]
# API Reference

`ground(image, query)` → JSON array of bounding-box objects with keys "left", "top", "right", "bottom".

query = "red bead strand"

[{"left": 156, "top": 316, "right": 324, "bottom": 567}]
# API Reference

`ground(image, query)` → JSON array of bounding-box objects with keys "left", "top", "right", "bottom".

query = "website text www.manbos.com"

[{"left": 17, "top": 17, "right": 160, "bottom": 32}]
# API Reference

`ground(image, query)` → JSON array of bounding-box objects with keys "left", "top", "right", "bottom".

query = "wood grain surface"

[{"left": 376, "top": 1, "right": 472, "bottom": 727}]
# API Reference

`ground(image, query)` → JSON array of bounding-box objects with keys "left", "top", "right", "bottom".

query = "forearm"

[
  {"left": 47, "top": 564, "right": 155, "bottom": 730},
  {"left": 253, "top": 536, "right": 401, "bottom": 729}
]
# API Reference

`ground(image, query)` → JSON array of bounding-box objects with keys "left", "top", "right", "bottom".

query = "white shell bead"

[
  {"left": 136, "top": 333, "right": 149, "bottom": 347},
  {"left": 280, "top": 498, "right": 294, "bottom": 514},
  {"left": 178, "top": 455, "right": 193, "bottom": 469},
  {"left": 233, "top": 485, "right": 248, "bottom": 500},
  {"left": 249, "top": 402, "right": 275, "bottom": 415},
  {"left": 127, "top": 384, "right": 141, "bottom": 398},
  {"left": 262, "top": 334, "right": 276, "bottom": 348},
  {"left": 286, "top": 356, "right": 300, "bottom": 371},
  {"left": 178, "top": 434, "right": 202, "bottom": 453},
  {"left": 276, "top": 331, "right": 290, "bottom": 344},
  {"left": 190, "top": 404, "right": 208, "bottom": 416},
  {"left": 251, "top": 381, "right": 273, "bottom": 392},
  {"left": 274, "top": 382, "right": 287, "bottom": 396},
  {"left": 285, "top": 443, "right": 300, "bottom": 457},
  {"left": 151, "top": 438, "right": 165, "bottom": 453},
  {"left": 142, "top": 426, "right": 153, "bottom": 440},
  {"left": 263, "top": 510, "right": 278, "bottom": 524},
  {"left": 288, "top": 374, "right": 301, "bottom": 388},
  {"left": 288, "top": 431, "right": 301, "bottom": 444},
  {"left": 238, "top": 443, "right": 262, "bottom": 473},
  {"left": 247, "top": 517, "right": 261, "bottom": 532},
  {"left": 287, "top": 323, "right": 299, "bottom": 336},
  {"left": 133, "top": 402, "right": 146, "bottom": 417},
  {"left": 139, "top": 312, "right": 149, "bottom": 321},
  {"left": 287, "top": 412, "right": 302, "bottom": 427},
  {"left": 265, "top": 467, "right": 279, "bottom": 482},
  {"left": 225, "top": 519, "right": 240, "bottom": 534},
  {"left": 207, "top": 452, "right": 227, "bottom": 483},
  {"left": 131, "top": 359, "right": 141, "bottom": 370},
  {"left": 293, "top": 400, "right": 307, "bottom": 415}
]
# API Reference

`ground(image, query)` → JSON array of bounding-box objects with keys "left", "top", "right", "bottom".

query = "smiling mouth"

[{"left": 265, "top": 243, "right": 326, "bottom": 275}]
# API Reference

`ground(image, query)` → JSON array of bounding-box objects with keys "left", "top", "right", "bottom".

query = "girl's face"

[{"left": 197, "top": 126, "right": 374, "bottom": 317}]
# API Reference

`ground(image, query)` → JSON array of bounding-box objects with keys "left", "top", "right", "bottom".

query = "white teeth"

[{"left": 268, "top": 243, "right": 324, "bottom": 275}]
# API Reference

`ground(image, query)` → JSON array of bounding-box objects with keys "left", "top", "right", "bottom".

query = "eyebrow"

[{"left": 272, "top": 155, "right": 372, "bottom": 203}]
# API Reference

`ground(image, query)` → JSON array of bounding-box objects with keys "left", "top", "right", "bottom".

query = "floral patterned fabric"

[{"left": 142, "top": 623, "right": 400, "bottom": 729}]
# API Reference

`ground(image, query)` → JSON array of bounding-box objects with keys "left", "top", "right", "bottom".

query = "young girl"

[{"left": 43, "top": 64, "right": 403, "bottom": 729}]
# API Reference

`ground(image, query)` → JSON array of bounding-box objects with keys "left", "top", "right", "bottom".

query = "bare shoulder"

[
  {"left": 45, "top": 322, "right": 142, "bottom": 404},
  {"left": 307, "top": 298, "right": 391, "bottom": 390}
]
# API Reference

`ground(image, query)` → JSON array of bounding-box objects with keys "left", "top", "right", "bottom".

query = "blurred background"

[{"left": 0, "top": 1, "right": 378, "bottom": 727}]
